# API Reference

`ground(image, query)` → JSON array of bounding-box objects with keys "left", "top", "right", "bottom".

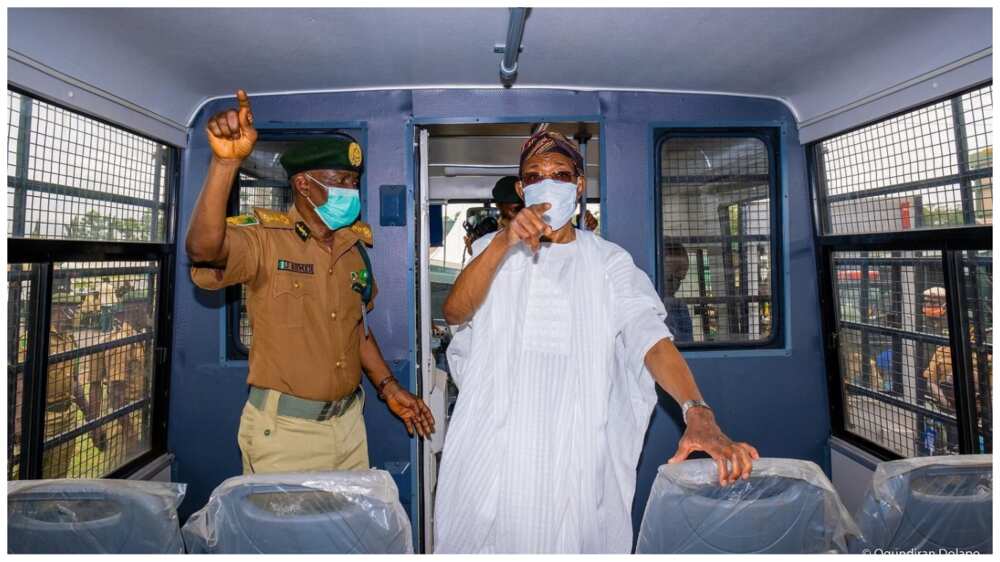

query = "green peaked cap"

[{"left": 280, "top": 137, "right": 364, "bottom": 178}]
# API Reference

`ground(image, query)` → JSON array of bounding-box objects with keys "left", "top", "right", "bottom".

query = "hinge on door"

[{"left": 828, "top": 331, "right": 839, "bottom": 350}]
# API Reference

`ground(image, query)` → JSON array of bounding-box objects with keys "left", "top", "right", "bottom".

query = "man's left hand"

[
  {"left": 668, "top": 408, "right": 759, "bottom": 486},
  {"left": 384, "top": 384, "right": 436, "bottom": 439}
]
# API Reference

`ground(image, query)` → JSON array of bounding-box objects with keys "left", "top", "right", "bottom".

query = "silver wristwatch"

[{"left": 681, "top": 399, "right": 712, "bottom": 424}]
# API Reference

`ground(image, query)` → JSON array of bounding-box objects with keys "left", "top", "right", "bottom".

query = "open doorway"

[{"left": 414, "top": 121, "right": 601, "bottom": 550}]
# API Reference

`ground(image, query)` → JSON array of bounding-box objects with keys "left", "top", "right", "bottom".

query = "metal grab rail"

[{"left": 498, "top": 8, "right": 528, "bottom": 87}]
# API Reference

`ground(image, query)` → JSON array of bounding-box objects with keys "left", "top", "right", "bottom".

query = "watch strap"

[{"left": 682, "top": 399, "right": 712, "bottom": 424}]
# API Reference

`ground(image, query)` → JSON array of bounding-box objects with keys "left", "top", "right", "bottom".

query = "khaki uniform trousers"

[{"left": 237, "top": 387, "right": 369, "bottom": 474}]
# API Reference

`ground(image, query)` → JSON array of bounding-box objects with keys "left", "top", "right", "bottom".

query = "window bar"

[
  {"left": 12, "top": 95, "right": 33, "bottom": 237},
  {"left": 966, "top": 256, "right": 992, "bottom": 453},
  {"left": 147, "top": 147, "right": 165, "bottom": 325},
  {"left": 913, "top": 256, "right": 930, "bottom": 409},
  {"left": 859, "top": 254, "right": 873, "bottom": 389},
  {"left": 818, "top": 247, "right": 849, "bottom": 439},
  {"left": 950, "top": 97, "right": 975, "bottom": 225},
  {"left": 890, "top": 259, "right": 903, "bottom": 397},
  {"left": 20, "top": 263, "right": 52, "bottom": 479},
  {"left": 7, "top": 266, "right": 27, "bottom": 477},
  {"left": 912, "top": 196, "right": 925, "bottom": 229},
  {"left": 738, "top": 205, "right": 750, "bottom": 336},
  {"left": 809, "top": 145, "right": 832, "bottom": 236},
  {"left": 150, "top": 146, "right": 164, "bottom": 242},
  {"left": 718, "top": 206, "right": 738, "bottom": 336},
  {"left": 942, "top": 251, "right": 978, "bottom": 454},
  {"left": 151, "top": 252, "right": 175, "bottom": 455},
  {"left": 695, "top": 248, "right": 709, "bottom": 339}
]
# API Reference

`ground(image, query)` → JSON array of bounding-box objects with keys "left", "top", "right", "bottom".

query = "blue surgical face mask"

[
  {"left": 522, "top": 178, "right": 578, "bottom": 230},
  {"left": 304, "top": 173, "right": 361, "bottom": 230}
]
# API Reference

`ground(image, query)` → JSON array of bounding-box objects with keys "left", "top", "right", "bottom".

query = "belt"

[{"left": 248, "top": 386, "right": 361, "bottom": 421}]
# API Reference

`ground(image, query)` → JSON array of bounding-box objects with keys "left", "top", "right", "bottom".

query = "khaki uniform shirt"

[
  {"left": 922, "top": 328, "right": 992, "bottom": 408},
  {"left": 191, "top": 206, "right": 377, "bottom": 402},
  {"left": 99, "top": 321, "right": 148, "bottom": 402},
  {"left": 100, "top": 321, "right": 144, "bottom": 382},
  {"left": 17, "top": 328, "right": 77, "bottom": 408}
]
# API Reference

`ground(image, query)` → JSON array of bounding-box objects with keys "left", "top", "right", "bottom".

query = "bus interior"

[{"left": 5, "top": 6, "right": 995, "bottom": 555}]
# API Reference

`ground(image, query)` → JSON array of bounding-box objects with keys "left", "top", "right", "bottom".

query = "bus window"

[
  {"left": 6, "top": 89, "right": 176, "bottom": 479},
  {"left": 814, "top": 84, "right": 993, "bottom": 458},
  {"left": 658, "top": 132, "right": 780, "bottom": 347}
]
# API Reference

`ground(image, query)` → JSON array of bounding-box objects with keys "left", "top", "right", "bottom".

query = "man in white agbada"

[{"left": 434, "top": 131, "right": 760, "bottom": 554}]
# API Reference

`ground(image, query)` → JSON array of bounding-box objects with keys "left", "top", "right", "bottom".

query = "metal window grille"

[
  {"left": 44, "top": 261, "right": 158, "bottom": 478},
  {"left": 659, "top": 135, "right": 777, "bottom": 346},
  {"left": 7, "top": 89, "right": 175, "bottom": 481},
  {"left": 815, "top": 85, "right": 992, "bottom": 235},
  {"left": 815, "top": 84, "right": 993, "bottom": 461},
  {"left": 234, "top": 172, "right": 291, "bottom": 352},
  {"left": 6, "top": 90, "right": 170, "bottom": 242},
  {"left": 832, "top": 250, "right": 958, "bottom": 457},
  {"left": 960, "top": 250, "right": 992, "bottom": 450}
]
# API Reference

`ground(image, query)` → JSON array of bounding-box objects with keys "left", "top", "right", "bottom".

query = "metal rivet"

[
  {"left": 293, "top": 281, "right": 300, "bottom": 288},
  {"left": 263, "top": 429, "right": 271, "bottom": 436},
  {"left": 330, "top": 312, "right": 337, "bottom": 319}
]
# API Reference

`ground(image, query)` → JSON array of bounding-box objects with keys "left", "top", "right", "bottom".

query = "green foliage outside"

[{"left": 64, "top": 210, "right": 153, "bottom": 241}]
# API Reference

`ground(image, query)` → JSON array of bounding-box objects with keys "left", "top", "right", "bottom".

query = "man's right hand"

[
  {"left": 502, "top": 202, "right": 552, "bottom": 253},
  {"left": 206, "top": 89, "right": 257, "bottom": 161}
]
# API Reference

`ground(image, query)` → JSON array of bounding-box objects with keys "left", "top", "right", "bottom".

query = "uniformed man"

[
  {"left": 14, "top": 297, "right": 89, "bottom": 478},
  {"left": 920, "top": 286, "right": 992, "bottom": 412},
  {"left": 88, "top": 296, "right": 150, "bottom": 463},
  {"left": 186, "top": 90, "right": 435, "bottom": 474}
]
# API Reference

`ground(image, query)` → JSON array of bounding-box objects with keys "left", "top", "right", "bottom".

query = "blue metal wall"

[{"left": 170, "top": 88, "right": 829, "bottom": 540}]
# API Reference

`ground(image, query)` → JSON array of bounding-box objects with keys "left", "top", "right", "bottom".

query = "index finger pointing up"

[{"left": 236, "top": 89, "right": 251, "bottom": 109}]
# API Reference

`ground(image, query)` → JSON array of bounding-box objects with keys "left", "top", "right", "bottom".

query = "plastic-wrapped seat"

[
  {"left": 854, "top": 454, "right": 992, "bottom": 554},
  {"left": 636, "top": 458, "right": 858, "bottom": 554},
  {"left": 181, "top": 470, "right": 412, "bottom": 554},
  {"left": 7, "top": 479, "right": 187, "bottom": 554}
]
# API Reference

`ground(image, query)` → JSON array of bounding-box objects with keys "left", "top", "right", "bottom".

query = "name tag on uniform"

[{"left": 277, "top": 260, "right": 314, "bottom": 274}]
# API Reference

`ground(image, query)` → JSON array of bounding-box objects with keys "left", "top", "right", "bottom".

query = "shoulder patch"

[
  {"left": 226, "top": 214, "right": 258, "bottom": 226},
  {"left": 350, "top": 220, "right": 374, "bottom": 246},
  {"left": 252, "top": 207, "right": 293, "bottom": 229}
]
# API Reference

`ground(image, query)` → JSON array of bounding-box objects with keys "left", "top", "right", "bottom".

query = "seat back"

[
  {"left": 7, "top": 479, "right": 186, "bottom": 554},
  {"left": 856, "top": 455, "right": 992, "bottom": 554},
  {"left": 637, "top": 458, "right": 857, "bottom": 554},
  {"left": 182, "top": 470, "right": 412, "bottom": 554}
]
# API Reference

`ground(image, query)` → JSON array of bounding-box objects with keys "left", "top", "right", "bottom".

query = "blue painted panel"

[
  {"left": 170, "top": 88, "right": 828, "bottom": 549},
  {"left": 379, "top": 185, "right": 407, "bottom": 226}
]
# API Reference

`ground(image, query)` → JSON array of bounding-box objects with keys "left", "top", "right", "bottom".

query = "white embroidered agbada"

[{"left": 434, "top": 230, "right": 672, "bottom": 554}]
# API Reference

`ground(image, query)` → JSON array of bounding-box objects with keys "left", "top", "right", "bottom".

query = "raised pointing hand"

[
  {"left": 206, "top": 89, "right": 257, "bottom": 161},
  {"left": 504, "top": 202, "right": 553, "bottom": 253}
]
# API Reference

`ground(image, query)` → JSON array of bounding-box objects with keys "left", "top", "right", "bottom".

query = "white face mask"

[{"left": 522, "top": 178, "right": 578, "bottom": 230}]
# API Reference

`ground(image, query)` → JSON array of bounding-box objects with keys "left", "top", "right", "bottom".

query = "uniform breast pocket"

[{"left": 271, "top": 274, "right": 315, "bottom": 328}]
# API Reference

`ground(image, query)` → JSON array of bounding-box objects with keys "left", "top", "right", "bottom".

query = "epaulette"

[
  {"left": 252, "top": 207, "right": 294, "bottom": 229},
  {"left": 350, "top": 220, "right": 374, "bottom": 246},
  {"left": 226, "top": 214, "right": 258, "bottom": 227}
]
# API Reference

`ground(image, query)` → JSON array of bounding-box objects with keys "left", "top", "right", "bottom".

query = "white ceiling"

[{"left": 8, "top": 8, "right": 992, "bottom": 139}]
